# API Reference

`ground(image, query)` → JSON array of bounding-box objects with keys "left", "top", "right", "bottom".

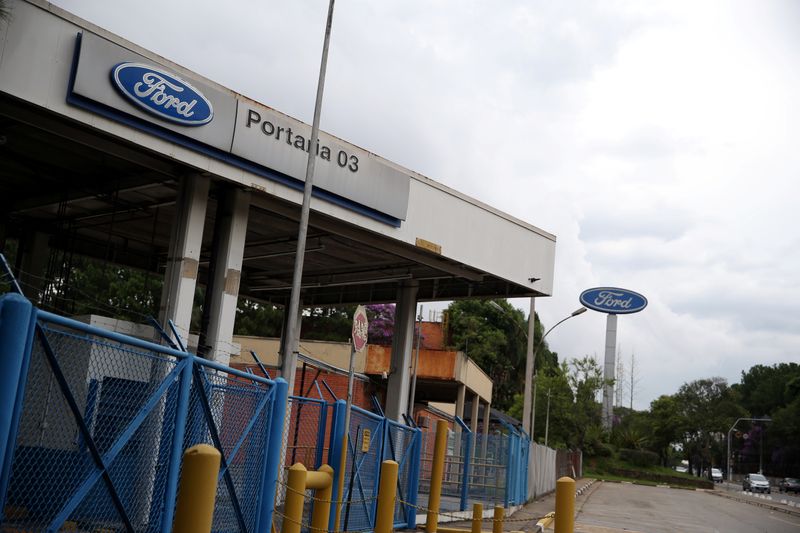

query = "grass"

[{"left": 584, "top": 456, "right": 711, "bottom": 489}]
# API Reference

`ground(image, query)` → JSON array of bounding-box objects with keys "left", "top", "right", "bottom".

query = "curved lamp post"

[
  {"left": 490, "top": 302, "right": 588, "bottom": 439},
  {"left": 531, "top": 307, "right": 587, "bottom": 441},
  {"left": 726, "top": 416, "right": 771, "bottom": 483}
]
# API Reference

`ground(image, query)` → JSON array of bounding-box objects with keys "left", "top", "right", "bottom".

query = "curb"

[
  {"left": 708, "top": 489, "right": 800, "bottom": 518},
  {"left": 576, "top": 479, "right": 596, "bottom": 496}
]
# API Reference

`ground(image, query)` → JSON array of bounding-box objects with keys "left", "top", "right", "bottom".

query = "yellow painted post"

[
  {"left": 426, "top": 419, "right": 449, "bottom": 533},
  {"left": 471, "top": 503, "right": 483, "bottom": 533},
  {"left": 282, "top": 463, "right": 308, "bottom": 533},
  {"left": 375, "top": 460, "right": 399, "bottom": 533},
  {"left": 334, "top": 434, "right": 348, "bottom": 532},
  {"left": 554, "top": 476, "right": 575, "bottom": 533},
  {"left": 308, "top": 464, "right": 334, "bottom": 533},
  {"left": 173, "top": 444, "right": 221, "bottom": 533},
  {"left": 492, "top": 505, "right": 504, "bottom": 533}
]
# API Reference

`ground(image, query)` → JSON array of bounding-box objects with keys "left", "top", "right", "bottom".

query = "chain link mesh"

[{"left": 0, "top": 315, "right": 275, "bottom": 533}]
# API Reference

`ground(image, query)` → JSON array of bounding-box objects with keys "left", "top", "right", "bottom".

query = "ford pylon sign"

[
  {"left": 580, "top": 287, "right": 648, "bottom": 315},
  {"left": 112, "top": 62, "right": 214, "bottom": 126}
]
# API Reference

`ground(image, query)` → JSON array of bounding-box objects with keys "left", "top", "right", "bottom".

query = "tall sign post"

[
  {"left": 336, "top": 305, "right": 368, "bottom": 531},
  {"left": 579, "top": 287, "right": 647, "bottom": 430}
]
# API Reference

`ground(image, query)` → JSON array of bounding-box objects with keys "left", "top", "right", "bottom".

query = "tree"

[
  {"left": 567, "top": 356, "right": 605, "bottom": 449},
  {"left": 447, "top": 299, "right": 556, "bottom": 411},
  {"left": 675, "top": 378, "right": 745, "bottom": 476},
  {"left": 735, "top": 363, "right": 800, "bottom": 417},
  {"left": 234, "top": 298, "right": 283, "bottom": 337},
  {"left": 365, "top": 303, "right": 395, "bottom": 345},
  {"left": 300, "top": 305, "right": 356, "bottom": 342},
  {"left": 647, "top": 395, "right": 685, "bottom": 465}
]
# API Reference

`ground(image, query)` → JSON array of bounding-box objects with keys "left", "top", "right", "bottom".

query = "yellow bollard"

[
  {"left": 308, "top": 464, "right": 334, "bottom": 533},
  {"left": 492, "top": 505, "right": 504, "bottom": 533},
  {"left": 172, "top": 444, "right": 221, "bottom": 533},
  {"left": 426, "top": 419, "right": 449, "bottom": 533},
  {"left": 471, "top": 503, "right": 483, "bottom": 533},
  {"left": 283, "top": 463, "right": 309, "bottom": 533},
  {"left": 375, "top": 460, "right": 399, "bottom": 533},
  {"left": 554, "top": 476, "right": 575, "bottom": 533},
  {"left": 334, "top": 434, "right": 348, "bottom": 532}
]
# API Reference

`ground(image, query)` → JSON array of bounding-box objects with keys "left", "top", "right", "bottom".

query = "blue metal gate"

[{"left": 0, "top": 295, "right": 287, "bottom": 533}]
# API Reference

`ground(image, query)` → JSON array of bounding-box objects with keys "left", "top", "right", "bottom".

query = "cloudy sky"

[{"left": 50, "top": 0, "right": 800, "bottom": 409}]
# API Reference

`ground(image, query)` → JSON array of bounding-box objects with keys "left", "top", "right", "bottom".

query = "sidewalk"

[{"left": 428, "top": 478, "right": 596, "bottom": 532}]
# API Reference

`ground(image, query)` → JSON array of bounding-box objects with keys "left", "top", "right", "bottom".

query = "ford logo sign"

[
  {"left": 580, "top": 287, "right": 647, "bottom": 314},
  {"left": 111, "top": 62, "right": 213, "bottom": 126}
]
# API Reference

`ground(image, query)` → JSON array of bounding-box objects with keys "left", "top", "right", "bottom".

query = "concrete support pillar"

[
  {"left": 18, "top": 231, "right": 50, "bottom": 303},
  {"left": 482, "top": 402, "right": 491, "bottom": 436},
  {"left": 202, "top": 187, "right": 249, "bottom": 364},
  {"left": 469, "top": 393, "right": 480, "bottom": 435},
  {"left": 523, "top": 297, "right": 535, "bottom": 434},
  {"left": 601, "top": 314, "right": 618, "bottom": 430},
  {"left": 159, "top": 174, "right": 209, "bottom": 346},
  {"left": 455, "top": 385, "right": 466, "bottom": 423},
  {"left": 384, "top": 281, "right": 419, "bottom": 422}
]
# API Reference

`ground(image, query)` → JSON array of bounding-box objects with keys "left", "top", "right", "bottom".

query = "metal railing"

[{"left": 0, "top": 294, "right": 287, "bottom": 533}]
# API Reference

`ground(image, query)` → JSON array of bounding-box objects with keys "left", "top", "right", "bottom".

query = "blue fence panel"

[
  {"left": 336, "top": 405, "right": 384, "bottom": 532},
  {"left": 184, "top": 360, "right": 277, "bottom": 533},
  {"left": 0, "top": 301, "right": 282, "bottom": 533},
  {"left": 383, "top": 419, "right": 421, "bottom": 528}
]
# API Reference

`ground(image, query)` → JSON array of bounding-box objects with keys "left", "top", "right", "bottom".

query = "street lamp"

[
  {"left": 530, "top": 307, "right": 587, "bottom": 441},
  {"left": 487, "top": 302, "right": 587, "bottom": 440},
  {"left": 726, "top": 417, "right": 771, "bottom": 483}
]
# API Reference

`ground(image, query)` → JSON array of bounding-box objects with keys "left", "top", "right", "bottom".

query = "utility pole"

[{"left": 282, "top": 0, "right": 337, "bottom": 392}]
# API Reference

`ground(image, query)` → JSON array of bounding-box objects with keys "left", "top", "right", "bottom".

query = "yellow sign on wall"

[{"left": 361, "top": 429, "right": 371, "bottom": 452}]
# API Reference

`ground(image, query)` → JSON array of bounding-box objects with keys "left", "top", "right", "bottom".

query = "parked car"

[
  {"left": 711, "top": 468, "right": 723, "bottom": 483},
  {"left": 779, "top": 477, "right": 800, "bottom": 494},
  {"left": 743, "top": 473, "right": 771, "bottom": 493}
]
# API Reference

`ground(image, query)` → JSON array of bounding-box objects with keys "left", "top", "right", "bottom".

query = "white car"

[
  {"left": 711, "top": 468, "right": 723, "bottom": 483},
  {"left": 743, "top": 473, "right": 771, "bottom": 493}
]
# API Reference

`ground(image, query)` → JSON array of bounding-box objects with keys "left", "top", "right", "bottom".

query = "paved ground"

[
  {"left": 436, "top": 478, "right": 595, "bottom": 531},
  {"left": 426, "top": 479, "right": 800, "bottom": 533},
  {"left": 573, "top": 481, "right": 800, "bottom": 533}
]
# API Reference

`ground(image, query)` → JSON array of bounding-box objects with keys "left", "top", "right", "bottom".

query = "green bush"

[
  {"left": 619, "top": 448, "right": 659, "bottom": 467},
  {"left": 594, "top": 442, "right": 614, "bottom": 457}
]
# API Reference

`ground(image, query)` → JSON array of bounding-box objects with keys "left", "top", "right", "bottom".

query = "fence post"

[
  {"left": 328, "top": 399, "right": 347, "bottom": 531},
  {"left": 173, "top": 444, "right": 222, "bottom": 533},
  {"left": 504, "top": 432, "right": 513, "bottom": 508},
  {"left": 471, "top": 503, "right": 483, "bottom": 533},
  {"left": 160, "top": 356, "right": 194, "bottom": 533},
  {"left": 315, "top": 401, "right": 328, "bottom": 469},
  {"left": 0, "top": 294, "right": 35, "bottom": 518},
  {"left": 492, "top": 505, "right": 504, "bottom": 533},
  {"left": 405, "top": 428, "right": 422, "bottom": 529},
  {"left": 255, "top": 377, "right": 289, "bottom": 533},
  {"left": 426, "top": 419, "right": 449, "bottom": 533},
  {"left": 554, "top": 476, "right": 575, "bottom": 533},
  {"left": 375, "top": 460, "right": 399, "bottom": 533},
  {"left": 460, "top": 429, "right": 473, "bottom": 511}
]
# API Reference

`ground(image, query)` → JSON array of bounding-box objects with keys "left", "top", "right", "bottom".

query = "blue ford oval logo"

[
  {"left": 111, "top": 62, "right": 213, "bottom": 126},
  {"left": 580, "top": 287, "right": 647, "bottom": 314}
]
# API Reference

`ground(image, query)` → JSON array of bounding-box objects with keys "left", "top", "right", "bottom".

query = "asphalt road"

[{"left": 575, "top": 482, "right": 800, "bottom": 533}]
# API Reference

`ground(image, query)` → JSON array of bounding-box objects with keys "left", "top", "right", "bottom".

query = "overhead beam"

[{"left": 251, "top": 196, "right": 485, "bottom": 282}]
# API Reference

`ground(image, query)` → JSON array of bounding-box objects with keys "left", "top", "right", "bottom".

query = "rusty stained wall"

[{"left": 364, "top": 345, "right": 457, "bottom": 380}]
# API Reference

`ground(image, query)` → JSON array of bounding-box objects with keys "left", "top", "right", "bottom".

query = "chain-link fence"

[{"left": 0, "top": 299, "right": 286, "bottom": 533}]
